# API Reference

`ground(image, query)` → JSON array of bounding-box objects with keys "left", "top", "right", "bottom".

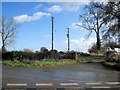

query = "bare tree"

[
  {"left": 0, "top": 16, "right": 20, "bottom": 52},
  {"left": 103, "top": 41, "right": 120, "bottom": 49},
  {"left": 77, "top": 2, "right": 106, "bottom": 51},
  {"left": 94, "top": 1, "right": 120, "bottom": 44}
]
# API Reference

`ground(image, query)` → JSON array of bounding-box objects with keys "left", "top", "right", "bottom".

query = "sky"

[{"left": 1, "top": 2, "right": 98, "bottom": 52}]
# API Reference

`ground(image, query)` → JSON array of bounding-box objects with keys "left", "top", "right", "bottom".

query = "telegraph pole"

[
  {"left": 67, "top": 27, "right": 70, "bottom": 53},
  {"left": 52, "top": 16, "right": 53, "bottom": 51}
]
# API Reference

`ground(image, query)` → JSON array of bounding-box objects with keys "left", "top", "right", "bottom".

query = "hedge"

[{"left": 2, "top": 51, "right": 76, "bottom": 61}]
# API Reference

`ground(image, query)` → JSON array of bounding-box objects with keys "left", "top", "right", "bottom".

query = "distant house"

[
  {"left": 114, "top": 48, "right": 120, "bottom": 54},
  {"left": 103, "top": 47, "right": 120, "bottom": 55}
]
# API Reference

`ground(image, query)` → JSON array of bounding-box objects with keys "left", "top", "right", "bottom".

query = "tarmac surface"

[{"left": 2, "top": 62, "right": 120, "bottom": 89}]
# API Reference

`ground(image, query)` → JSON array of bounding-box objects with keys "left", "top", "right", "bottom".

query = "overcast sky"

[{"left": 1, "top": 2, "right": 98, "bottom": 52}]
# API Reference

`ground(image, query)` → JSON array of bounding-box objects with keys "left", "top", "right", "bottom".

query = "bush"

[
  {"left": 105, "top": 51, "right": 120, "bottom": 62},
  {"left": 21, "top": 59, "right": 31, "bottom": 64},
  {"left": 2, "top": 50, "right": 76, "bottom": 61},
  {"left": 2, "top": 51, "right": 51, "bottom": 61},
  {"left": 59, "top": 53, "right": 75, "bottom": 59},
  {"left": 32, "top": 60, "right": 41, "bottom": 66}
]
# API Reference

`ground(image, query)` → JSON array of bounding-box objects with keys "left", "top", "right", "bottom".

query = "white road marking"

[
  {"left": 36, "top": 83, "right": 53, "bottom": 86},
  {"left": 106, "top": 82, "right": 120, "bottom": 84},
  {"left": 92, "top": 86, "right": 111, "bottom": 88},
  {"left": 7, "top": 83, "right": 27, "bottom": 86},
  {"left": 60, "top": 83, "right": 79, "bottom": 86},
  {"left": 86, "top": 83, "right": 101, "bottom": 85}
]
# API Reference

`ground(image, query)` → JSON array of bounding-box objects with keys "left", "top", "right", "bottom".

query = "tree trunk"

[
  {"left": 118, "top": 15, "right": 120, "bottom": 45},
  {"left": 2, "top": 40, "right": 6, "bottom": 52},
  {"left": 96, "top": 32, "right": 101, "bottom": 51},
  {"left": 96, "top": 10, "right": 101, "bottom": 52},
  {"left": 2, "top": 45, "right": 6, "bottom": 53}
]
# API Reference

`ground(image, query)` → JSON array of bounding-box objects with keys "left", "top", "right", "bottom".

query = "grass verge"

[
  {"left": 2, "top": 59, "right": 76, "bottom": 67},
  {"left": 102, "top": 61, "right": 120, "bottom": 71},
  {"left": 78, "top": 55, "right": 105, "bottom": 62},
  {"left": 2, "top": 55, "right": 105, "bottom": 67},
  {"left": 0, "top": 61, "right": 2, "bottom": 64}
]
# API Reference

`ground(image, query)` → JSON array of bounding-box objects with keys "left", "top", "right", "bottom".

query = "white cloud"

[
  {"left": 106, "top": 21, "right": 115, "bottom": 27},
  {"left": 72, "top": 22, "right": 83, "bottom": 28},
  {"left": 61, "top": 2, "right": 90, "bottom": 12},
  {"left": 13, "top": 12, "right": 50, "bottom": 22},
  {"left": 62, "top": 3, "right": 81, "bottom": 11},
  {"left": 55, "top": 38, "right": 96, "bottom": 52},
  {"left": 65, "top": 38, "right": 96, "bottom": 52},
  {"left": 48, "top": 5, "right": 62, "bottom": 13},
  {"left": 34, "top": 4, "right": 43, "bottom": 10}
]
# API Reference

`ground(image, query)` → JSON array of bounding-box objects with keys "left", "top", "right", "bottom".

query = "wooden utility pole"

[
  {"left": 67, "top": 28, "right": 70, "bottom": 53},
  {"left": 52, "top": 16, "right": 53, "bottom": 50}
]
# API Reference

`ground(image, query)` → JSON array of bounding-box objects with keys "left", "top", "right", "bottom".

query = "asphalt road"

[{"left": 2, "top": 62, "right": 120, "bottom": 89}]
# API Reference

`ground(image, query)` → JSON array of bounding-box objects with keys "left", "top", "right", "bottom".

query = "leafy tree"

[
  {"left": 50, "top": 49, "right": 58, "bottom": 53},
  {"left": 23, "top": 48, "right": 33, "bottom": 52},
  {"left": 103, "top": 41, "right": 120, "bottom": 49},
  {"left": 0, "top": 16, "right": 20, "bottom": 52},
  {"left": 88, "top": 43, "right": 98, "bottom": 54},
  {"left": 59, "top": 51, "right": 64, "bottom": 54},
  {"left": 40, "top": 47, "right": 48, "bottom": 52},
  {"left": 77, "top": 2, "right": 106, "bottom": 51},
  {"left": 35, "top": 51, "right": 39, "bottom": 53}
]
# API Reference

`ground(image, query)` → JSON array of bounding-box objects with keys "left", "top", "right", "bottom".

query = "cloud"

[
  {"left": 60, "top": 2, "right": 90, "bottom": 12},
  {"left": 48, "top": 5, "right": 62, "bottom": 13},
  {"left": 34, "top": 4, "right": 43, "bottom": 10},
  {"left": 13, "top": 12, "right": 50, "bottom": 22},
  {"left": 106, "top": 21, "right": 115, "bottom": 27},
  {"left": 62, "top": 3, "right": 81, "bottom": 11},
  {"left": 72, "top": 19, "right": 106, "bottom": 30},
  {"left": 65, "top": 38, "right": 96, "bottom": 52},
  {"left": 72, "top": 22, "right": 83, "bottom": 28},
  {"left": 54, "top": 37, "right": 96, "bottom": 52}
]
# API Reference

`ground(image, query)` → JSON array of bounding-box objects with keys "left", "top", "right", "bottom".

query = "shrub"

[
  {"left": 105, "top": 51, "right": 120, "bottom": 62},
  {"left": 21, "top": 59, "right": 31, "bottom": 64},
  {"left": 33, "top": 60, "right": 41, "bottom": 66},
  {"left": 2, "top": 51, "right": 51, "bottom": 61}
]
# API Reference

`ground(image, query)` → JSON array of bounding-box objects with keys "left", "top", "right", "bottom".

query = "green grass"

[
  {"left": 78, "top": 55, "right": 105, "bottom": 62},
  {"left": 2, "top": 59, "right": 76, "bottom": 67},
  {"left": 0, "top": 61, "right": 2, "bottom": 64},
  {"left": 2, "top": 55, "right": 105, "bottom": 67},
  {"left": 104, "top": 62, "right": 117, "bottom": 66},
  {"left": 102, "top": 61, "right": 120, "bottom": 70}
]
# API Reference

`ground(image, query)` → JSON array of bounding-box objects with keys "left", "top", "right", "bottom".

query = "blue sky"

[{"left": 1, "top": 2, "right": 97, "bottom": 52}]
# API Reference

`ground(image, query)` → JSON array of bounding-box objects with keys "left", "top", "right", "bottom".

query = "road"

[{"left": 2, "top": 62, "right": 120, "bottom": 89}]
